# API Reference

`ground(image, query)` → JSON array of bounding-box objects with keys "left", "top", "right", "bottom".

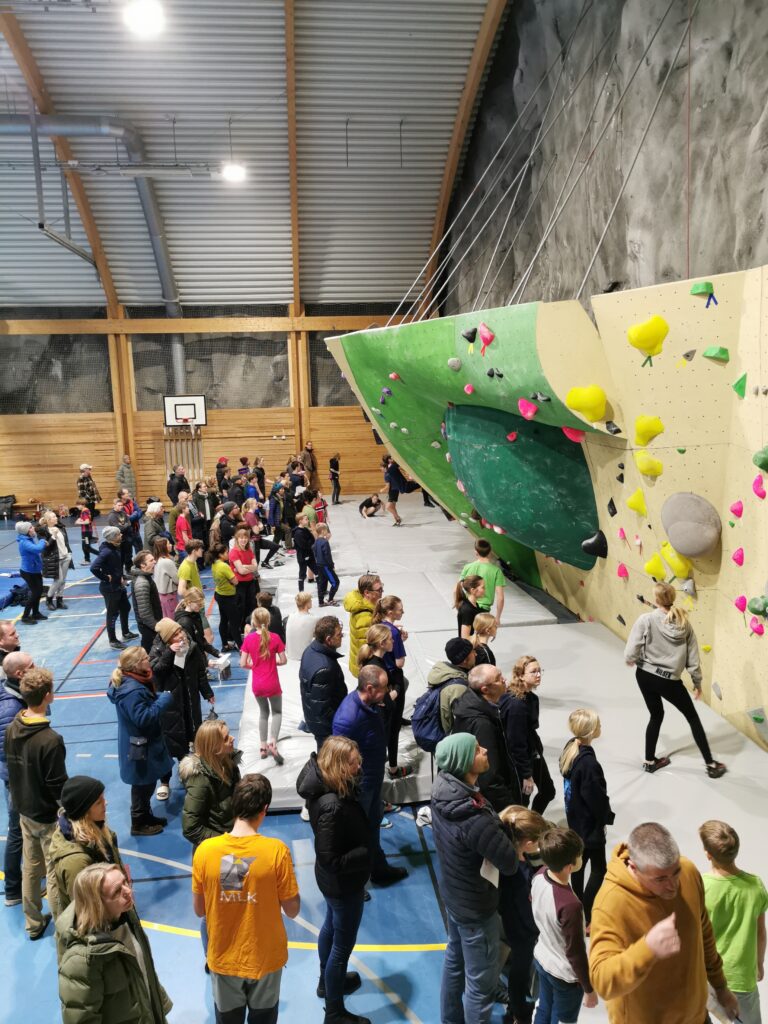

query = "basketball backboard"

[{"left": 163, "top": 394, "right": 207, "bottom": 427}]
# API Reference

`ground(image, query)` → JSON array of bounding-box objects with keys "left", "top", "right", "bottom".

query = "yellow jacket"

[
  {"left": 589, "top": 843, "right": 726, "bottom": 1024},
  {"left": 342, "top": 589, "right": 375, "bottom": 678}
]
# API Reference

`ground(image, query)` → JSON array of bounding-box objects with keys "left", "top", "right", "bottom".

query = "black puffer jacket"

[
  {"left": 131, "top": 568, "right": 162, "bottom": 631},
  {"left": 37, "top": 526, "right": 63, "bottom": 579},
  {"left": 499, "top": 690, "right": 541, "bottom": 781},
  {"left": 562, "top": 744, "right": 615, "bottom": 848},
  {"left": 174, "top": 606, "right": 219, "bottom": 658},
  {"left": 296, "top": 753, "right": 371, "bottom": 897},
  {"left": 451, "top": 688, "right": 521, "bottom": 811},
  {"left": 299, "top": 640, "right": 347, "bottom": 735},
  {"left": 148, "top": 633, "right": 214, "bottom": 759},
  {"left": 431, "top": 770, "right": 518, "bottom": 923}
]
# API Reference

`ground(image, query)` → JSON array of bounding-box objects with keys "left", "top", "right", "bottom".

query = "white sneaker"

[
  {"left": 156, "top": 784, "right": 170, "bottom": 801},
  {"left": 300, "top": 806, "right": 310, "bottom": 821}
]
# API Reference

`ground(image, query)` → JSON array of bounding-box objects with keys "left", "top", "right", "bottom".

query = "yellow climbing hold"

[
  {"left": 644, "top": 552, "right": 667, "bottom": 579},
  {"left": 627, "top": 315, "right": 669, "bottom": 357},
  {"left": 565, "top": 385, "right": 607, "bottom": 423},
  {"left": 660, "top": 541, "right": 692, "bottom": 578},
  {"left": 634, "top": 450, "right": 664, "bottom": 477},
  {"left": 702, "top": 644, "right": 712, "bottom": 653},
  {"left": 634, "top": 415, "right": 665, "bottom": 447},
  {"left": 626, "top": 488, "right": 647, "bottom": 516}
]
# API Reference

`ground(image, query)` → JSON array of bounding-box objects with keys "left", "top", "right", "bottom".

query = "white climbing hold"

[
  {"left": 431, "top": 441, "right": 441, "bottom": 448},
  {"left": 447, "top": 357, "right": 462, "bottom": 372},
  {"left": 389, "top": 422, "right": 398, "bottom": 429},
  {"left": 401, "top": 427, "right": 409, "bottom": 434},
  {"left": 445, "top": 452, "right": 452, "bottom": 463}
]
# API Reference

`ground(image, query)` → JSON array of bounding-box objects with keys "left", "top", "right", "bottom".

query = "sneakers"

[
  {"left": 131, "top": 822, "right": 163, "bottom": 836},
  {"left": 31, "top": 612, "right": 48, "bottom": 621},
  {"left": 268, "top": 741, "right": 284, "bottom": 767},
  {"left": 706, "top": 761, "right": 727, "bottom": 779},
  {"left": 109, "top": 640, "right": 126, "bottom": 651},
  {"left": 383, "top": 802, "right": 401, "bottom": 814},
  {"left": 316, "top": 971, "right": 362, "bottom": 998},
  {"left": 155, "top": 784, "right": 170, "bottom": 801},
  {"left": 371, "top": 865, "right": 408, "bottom": 886},
  {"left": 380, "top": 817, "right": 393, "bottom": 829},
  {"left": 300, "top": 805, "right": 310, "bottom": 821},
  {"left": 122, "top": 630, "right": 139, "bottom": 640},
  {"left": 20, "top": 617, "right": 37, "bottom": 626},
  {"left": 29, "top": 913, "right": 52, "bottom": 941},
  {"left": 4, "top": 895, "right": 22, "bottom": 907},
  {"left": 643, "top": 757, "right": 671, "bottom": 773},
  {"left": 386, "top": 765, "right": 414, "bottom": 779},
  {"left": 323, "top": 1008, "right": 371, "bottom": 1024}
]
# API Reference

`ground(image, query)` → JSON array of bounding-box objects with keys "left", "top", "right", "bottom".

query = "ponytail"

[
  {"left": 358, "top": 643, "right": 374, "bottom": 665},
  {"left": 250, "top": 607, "right": 272, "bottom": 660},
  {"left": 654, "top": 581, "right": 688, "bottom": 628},
  {"left": 559, "top": 708, "right": 601, "bottom": 776},
  {"left": 454, "top": 575, "right": 483, "bottom": 609},
  {"left": 359, "top": 624, "right": 391, "bottom": 665},
  {"left": 499, "top": 805, "right": 547, "bottom": 845},
  {"left": 372, "top": 595, "right": 401, "bottom": 625}
]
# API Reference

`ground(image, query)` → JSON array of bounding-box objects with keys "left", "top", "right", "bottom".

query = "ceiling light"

[
  {"left": 123, "top": 0, "right": 165, "bottom": 39},
  {"left": 221, "top": 161, "right": 247, "bottom": 184}
]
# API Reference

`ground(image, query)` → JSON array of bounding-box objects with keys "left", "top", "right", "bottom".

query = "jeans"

[
  {"left": 3, "top": 781, "right": 22, "bottom": 899},
  {"left": 20, "top": 570, "right": 43, "bottom": 619},
  {"left": 636, "top": 667, "right": 713, "bottom": 763},
  {"left": 533, "top": 960, "right": 583, "bottom": 1024},
  {"left": 81, "top": 532, "right": 95, "bottom": 562},
  {"left": 358, "top": 776, "right": 389, "bottom": 879},
  {"left": 318, "top": 892, "right": 366, "bottom": 1008},
  {"left": 441, "top": 911, "right": 500, "bottom": 1024},
  {"left": 101, "top": 585, "right": 131, "bottom": 642},
  {"left": 571, "top": 844, "right": 607, "bottom": 925},
  {"left": 130, "top": 782, "right": 156, "bottom": 826},
  {"left": 20, "top": 815, "right": 59, "bottom": 933}
]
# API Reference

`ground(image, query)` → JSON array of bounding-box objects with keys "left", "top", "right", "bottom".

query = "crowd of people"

[{"left": 1, "top": 456, "right": 761, "bottom": 1024}]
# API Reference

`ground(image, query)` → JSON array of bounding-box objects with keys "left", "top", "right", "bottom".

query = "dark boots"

[
  {"left": 56, "top": 596, "right": 67, "bottom": 609},
  {"left": 323, "top": 1008, "right": 371, "bottom": 1024}
]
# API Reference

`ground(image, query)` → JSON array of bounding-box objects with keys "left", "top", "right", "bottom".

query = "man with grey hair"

[
  {"left": 90, "top": 526, "right": 138, "bottom": 650},
  {"left": 590, "top": 821, "right": 739, "bottom": 1023},
  {"left": 451, "top": 663, "right": 521, "bottom": 810},
  {"left": 0, "top": 619, "right": 20, "bottom": 676}
]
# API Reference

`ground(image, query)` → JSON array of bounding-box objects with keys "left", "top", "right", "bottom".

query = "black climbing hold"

[
  {"left": 462, "top": 328, "right": 477, "bottom": 344},
  {"left": 605, "top": 421, "right": 622, "bottom": 435},
  {"left": 636, "top": 594, "right": 647, "bottom": 604},
  {"left": 607, "top": 498, "right": 617, "bottom": 517},
  {"left": 617, "top": 614, "right": 626, "bottom": 626},
  {"left": 487, "top": 368, "right": 496, "bottom": 378},
  {"left": 530, "top": 391, "right": 551, "bottom": 402},
  {"left": 616, "top": 473, "right": 624, "bottom": 483},
  {"left": 618, "top": 463, "right": 625, "bottom": 470},
  {"left": 581, "top": 529, "right": 608, "bottom": 558},
  {"left": 495, "top": 370, "right": 504, "bottom": 379},
  {"left": 683, "top": 350, "right": 696, "bottom": 361}
]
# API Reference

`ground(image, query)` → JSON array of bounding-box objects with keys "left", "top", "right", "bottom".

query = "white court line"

[{"left": 75, "top": 753, "right": 92, "bottom": 758}]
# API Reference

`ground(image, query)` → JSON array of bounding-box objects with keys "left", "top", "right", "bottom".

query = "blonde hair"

[
  {"left": 180, "top": 586, "right": 204, "bottom": 607},
  {"left": 508, "top": 654, "right": 539, "bottom": 697},
  {"left": 40, "top": 510, "right": 58, "bottom": 526},
  {"left": 110, "top": 646, "right": 149, "bottom": 688},
  {"left": 358, "top": 624, "right": 392, "bottom": 665},
  {"left": 454, "top": 575, "right": 483, "bottom": 609},
  {"left": 70, "top": 818, "right": 111, "bottom": 860},
  {"left": 317, "top": 736, "right": 361, "bottom": 799},
  {"left": 295, "top": 592, "right": 312, "bottom": 610},
  {"left": 559, "top": 708, "right": 601, "bottom": 776},
  {"left": 72, "top": 864, "right": 127, "bottom": 936},
  {"left": 193, "top": 719, "right": 234, "bottom": 784},
  {"left": 499, "top": 805, "right": 548, "bottom": 844},
  {"left": 316, "top": 523, "right": 330, "bottom": 536},
  {"left": 699, "top": 819, "right": 740, "bottom": 864},
  {"left": 250, "top": 607, "right": 272, "bottom": 660},
  {"left": 654, "top": 581, "right": 688, "bottom": 627},
  {"left": 372, "top": 595, "right": 402, "bottom": 624},
  {"left": 472, "top": 612, "right": 497, "bottom": 644}
]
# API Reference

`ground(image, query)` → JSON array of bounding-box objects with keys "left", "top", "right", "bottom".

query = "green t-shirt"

[
  {"left": 211, "top": 559, "right": 236, "bottom": 597},
  {"left": 178, "top": 558, "right": 202, "bottom": 591},
  {"left": 301, "top": 504, "right": 318, "bottom": 526},
  {"left": 703, "top": 870, "right": 768, "bottom": 991},
  {"left": 461, "top": 560, "right": 504, "bottom": 611}
]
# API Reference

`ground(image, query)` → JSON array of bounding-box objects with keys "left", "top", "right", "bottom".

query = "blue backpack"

[{"left": 411, "top": 681, "right": 456, "bottom": 752}]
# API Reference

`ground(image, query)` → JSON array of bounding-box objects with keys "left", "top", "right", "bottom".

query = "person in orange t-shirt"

[{"left": 192, "top": 773, "right": 300, "bottom": 1022}]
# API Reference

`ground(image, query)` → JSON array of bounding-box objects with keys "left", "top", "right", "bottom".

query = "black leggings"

[
  {"left": 571, "top": 843, "right": 607, "bottom": 924},
  {"left": 387, "top": 683, "right": 406, "bottom": 768},
  {"left": 504, "top": 936, "right": 536, "bottom": 1024},
  {"left": 521, "top": 748, "right": 556, "bottom": 815},
  {"left": 636, "top": 667, "right": 713, "bottom": 763},
  {"left": 20, "top": 570, "right": 43, "bottom": 618}
]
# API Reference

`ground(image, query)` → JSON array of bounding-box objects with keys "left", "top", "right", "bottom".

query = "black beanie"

[{"left": 60, "top": 776, "right": 105, "bottom": 821}]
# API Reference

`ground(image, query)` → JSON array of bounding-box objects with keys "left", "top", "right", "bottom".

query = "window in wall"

[
  {"left": 0, "top": 335, "right": 113, "bottom": 414},
  {"left": 309, "top": 333, "right": 357, "bottom": 406},
  {"left": 131, "top": 334, "right": 289, "bottom": 411}
]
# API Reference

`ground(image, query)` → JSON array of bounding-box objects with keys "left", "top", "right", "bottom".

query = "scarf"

[{"left": 123, "top": 667, "right": 156, "bottom": 694}]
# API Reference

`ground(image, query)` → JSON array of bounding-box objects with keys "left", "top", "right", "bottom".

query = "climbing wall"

[{"left": 326, "top": 266, "right": 768, "bottom": 749}]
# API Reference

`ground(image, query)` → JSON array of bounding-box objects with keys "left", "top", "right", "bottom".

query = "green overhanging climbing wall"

[{"left": 336, "top": 304, "right": 600, "bottom": 583}]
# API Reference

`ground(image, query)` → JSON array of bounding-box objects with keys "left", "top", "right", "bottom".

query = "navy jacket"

[
  {"left": 313, "top": 536, "right": 334, "bottom": 569},
  {"left": 107, "top": 674, "right": 173, "bottom": 786},
  {"left": 562, "top": 744, "right": 615, "bottom": 848},
  {"left": 431, "top": 770, "right": 518, "bottom": 923},
  {"left": 499, "top": 690, "right": 541, "bottom": 780},
  {"left": 452, "top": 688, "right": 521, "bottom": 811},
  {"left": 293, "top": 525, "right": 315, "bottom": 557},
  {"left": 332, "top": 690, "right": 386, "bottom": 787},
  {"left": 299, "top": 640, "right": 347, "bottom": 736},
  {"left": 0, "top": 677, "right": 24, "bottom": 782},
  {"left": 90, "top": 542, "right": 125, "bottom": 593}
]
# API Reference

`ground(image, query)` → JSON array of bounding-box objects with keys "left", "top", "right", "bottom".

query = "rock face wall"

[{"left": 443, "top": 0, "right": 768, "bottom": 314}]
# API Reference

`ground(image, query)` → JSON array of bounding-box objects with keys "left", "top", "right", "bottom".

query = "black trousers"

[
  {"left": 236, "top": 580, "right": 257, "bottom": 630},
  {"left": 216, "top": 592, "right": 242, "bottom": 647},
  {"left": 387, "top": 682, "right": 406, "bottom": 768},
  {"left": 102, "top": 587, "right": 131, "bottom": 641},
  {"left": 120, "top": 542, "right": 134, "bottom": 573},
  {"left": 130, "top": 782, "right": 155, "bottom": 826},
  {"left": 20, "top": 570, "right": 44, "bottom": 618},
  {"left": 504, "top": 936, "right": 537, "bottom": 1024},
  {"left": 331, "top": 477, "right": 341, "bottom": 503},
  {"left": 571, "top": 843, "right": 607, "bottom": 924},
  {"left": 636, "top": 667, "right": 713, "bottom": 763},
  {"left": 256, "top": 537, "right": 280, "bottom": 566},
  {"left": 297, "top": 551, "right": 316, "bottom": 590},
  {"left": 139, "top": 624, "right": 156, "bottom": 654},
  {"left": 81, "top": 532, "right": 97, "bottom": 562},
  {"left": 520, "top": 747, "right": 556, "bottom": 815}
]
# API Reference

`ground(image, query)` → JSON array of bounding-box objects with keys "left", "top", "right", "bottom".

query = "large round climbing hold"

[
  {"left": 565, "top": 385, "right": 607, "bottom": 423},
  {"left": 660, "top": 492, "right": 722, "bottom": 558},
  {"left": 627, "top": 314, "right": 669, "bottom": 357}
]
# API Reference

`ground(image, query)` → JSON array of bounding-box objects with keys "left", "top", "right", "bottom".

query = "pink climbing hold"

[
  {"left": 518, "top": 398, "right": 538, "bottom": 420},
  {"left": 617, "top": 563, "right": 629, "bottom": 578},
  {"left": 753, "top": 475, "right": 767, "bottom": 500},
  {"left": 493, "top": 524, "right": 506, "bottom": 534},
  {"left": 732, "top": 548, "right": 744, "bottom": 567},
  {"left": 562, "top": 426, "right": 586, "bottom": 443},
  {"left": 618, "top": 527, "right": 627, "bottom": 541},
  {"left": 478, "top": 322, "right": 495, "bottom": 356},
  {"left": 456, "top": 480, "right": 465, "bottom": 493},
  {"left": 464, "top": 383, "right": 475, "bottom": 395},
  {"left": 734, "top": 595, "right": 747, "bottom": 613},
  {"left": 506, "top": 431, "right": 518, "bottom": 442},
  {"left": 750, "top": 617, "right": 765, "bottom": 636},
  {"left": 388, "top": 372, "right": 400, "bottom": 381},
  {"left": 729, "top": 500, "right": 743, "bottom": 518}
]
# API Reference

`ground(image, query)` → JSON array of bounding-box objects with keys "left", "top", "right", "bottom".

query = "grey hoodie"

[
  {"left": 624, "top": 608, "right": 702, "bottom": 686},
  {"left": 427, "top": 661, "right": 470, "bottom": 734}
]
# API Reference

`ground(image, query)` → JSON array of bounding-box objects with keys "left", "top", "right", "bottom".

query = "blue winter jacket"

[
  {"left": 0, "top": 678, "right": 24, "bottom": 782},
  {"left": 431, "top": 769, "right": 518, "bottom": 924},
  {"left": 312, "top": 536, "right": 334, "bottom": 569},
  {"left": 17, "top": 534, "right": 46, "bottom": 573},
  {"left": 90, "top": 541, "right": 125, "bottom": 593},
  {"left": 332, "top": 690, "right": 386, "bottom": 787},
  {"left": 107, "top": 675, "right": 173, "bottom": 786}
]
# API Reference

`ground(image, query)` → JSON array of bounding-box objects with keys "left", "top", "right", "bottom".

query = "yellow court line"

[{"left": 140, "top": 919, "right": 445, "bottom": 952}]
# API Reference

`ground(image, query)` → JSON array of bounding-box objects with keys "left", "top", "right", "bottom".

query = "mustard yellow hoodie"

[
  {"left": 589, "top": 843, "right": 726, "bottom": 1024},
  {"left": 342, "top": 590, "right": 375, "bottom": 678}
]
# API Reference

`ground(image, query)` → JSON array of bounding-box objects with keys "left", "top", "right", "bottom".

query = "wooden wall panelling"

[{"left": 307, "top": 407, "right": 384, "bottom": 494}]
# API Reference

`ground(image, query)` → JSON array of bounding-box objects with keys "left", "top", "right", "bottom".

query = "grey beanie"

[
  {"left": 102, "top": 526, "right": 122, "bottom": 543},
  {"left": 15, "top": 521, "right": 32, "bottom": 536}
]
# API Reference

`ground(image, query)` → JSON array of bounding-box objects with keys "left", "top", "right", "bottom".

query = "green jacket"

[
  {"left": 57, "top": 903, "right": 172, "bottom": 1024},
  {"left": 49, "top": 819, "right": 124, "bottom": 914},
  {"left": 179, "top": 751, "right": 240, "bottom": 847}
]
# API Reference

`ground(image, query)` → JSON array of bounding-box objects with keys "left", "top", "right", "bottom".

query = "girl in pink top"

[{"left": 240, "top": 607, "right": 286, "bottom": 765}]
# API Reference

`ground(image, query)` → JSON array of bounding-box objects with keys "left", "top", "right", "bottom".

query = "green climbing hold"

[
  {"left": 733, "top": 373, "right": 748, "bottom": 398},
  {"left": 677, "top": 448, "right": 686, "bottom": 454},
  {"left": 753, "top": 447, "right": 768, "bottom": 472},
  {"left": 702, "top": 345, "right": 730, "bottom": 363},
  {"left": 748, "top": 596, "right": 768, "bottom": 617},
  {"left": 729, "top": 521, "right": 735, "bottom": 528},
  {"left": 690, "top": 280, "right": 714, "bottom": 296},
  {"left": 752, "top": 714, "right": 765, "bottom": 724}
]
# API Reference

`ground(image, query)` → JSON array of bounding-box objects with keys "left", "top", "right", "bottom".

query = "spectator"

[
  {"left": 211, "top": 543, "right": 241, "bottom": 652},
  {"left": 252, "top": 456, "right": 268, "bottom": 499},
  {"left": 699, "top": 819, "right": 768, "bottom": 1024},
  {"left": 240, "top": 608, "right": 286, "bottom": 766},
  {"left": 91, "top": 527, "right": 139, "bottom": 651},
  {"left": 471, "top": 612, "right": 497, "bottom": 666},
  {"left": 296, "top": 736, "right": 371, "bottom": 1024},
  {"left": 180, "top": 719, "right": 241, "bottom": 848},
  {"left": 115, "top": 454, "right": 137, "bottom": 502},
  {"left": 0, "top": 650, "right": 34, "bottom": 909},
  {"left": 174, "top": 502, "right": 192, "bottom": 557},
  {"left": 430, "top": 732, "right": 518, "bottom": 1024},
  {"left": 454, "top": 575, "right": 485, "bottom": 639},
  {"left": 227, "top": 474, "right": 246, "bottom": 510},
  {"left": 167, "top": 491, "right": 189, "bottom": 540},
  {"left": 358, "top": 625, "right": 412, "bottom": 781},
  {"left": 191, "top": 481, "right": 215, "bottom": 548},
  {"left": 167, "top": 465, "right": 190, "bottom": 505},
  {"left": 452, "top": 663, "right": 521, "bottom": 811},
  {"left": 293, "top": 512, "right": 317, "bottom": 592},
  {"left": 107, "top": 646, "right": 173, "bottom": 836},
  {"left": 192, "top": 775, "right": 300, "bottom": 1022},
  {"left": 231, "top": 526, "right": 260, "bottom": 630},
  {"left": 358, "top": 494, "right": 381, "bottom": 518},
  {"left": 174, "top": 587, "right": 220, "bottom": 661},
  {"left": 143, "top": 501, "right": 169, "bottom": 552},
  {"left": 106, "top": 496, "right": 134, "bottom": 573},
  {"left": 329, "top": 452, "right": 341, "bottom": 505},
  {"left": 15, "top": 521, "right": 49, "bottom": 624},
  {"left": 39, "top": 510, "right": 72, "bottom": 610},
  {"left": 152, "top": 536, "right": 179, "bottom": 620},
  {"left": 299, "top": 615, "right": 347, "bottom": 748},
  {"left": 372, "top": 596, "right": 410, "bottom": 775},
  {"left": 177, "top": 538, "right": 205, "bottom": 598},
  {"left": 130, "top": 550, "right": 162, "bottom": 653},
  {"left": 119, "top": 487, "right": 144, "bottom": 555},
  {"left": 5, "top": 667, "right": 67, "bottom": 939},
  {"left": 218, "top": 501, "right": 241, "bottom": 548},
  {"left": 215, "top": 456, "right": 229, "bottom": 492},
  {"left": 285, "top": 591, "right": 316, "bottom": 661},
  {"left": 425, "top": 637, "right": 476, "bottom": 737},
  {"left": 531, "top": 826, "right": 597, "bottom": 1020},
  {"left": 74, "top": 499, "right": 98, "bottom": 565},
  {"left": 500, "top": 654, "right": 555, "bottom": 814},
  {"left": 589, "top": 822, "right": 738, "bottom": 1023},
  {"left": 333, "top": 664, "right": 407, "bottom": 888},
  {"left": 0, "top": 619, "right": 20, "bottom": 673},
  {"left": 313, "top": 523, "right": 339, "bottom": 607},
  {"left": 57, "top": 863, "right": 172, "bottom": 1024},
  {"left": 256, "top": 590, "right": 285, "bottom": 644},
  {"left": 76, "top": 463, "right": 101, "bottom": 514},
  {"left": 300, "top": 440, "right": 319, "bottom": 488},
  {"left": 343, "top": 573, "right": 383, "bottom": 678},
  {"left": 461, "top": 538, "right": 506, "bottom": 626}
]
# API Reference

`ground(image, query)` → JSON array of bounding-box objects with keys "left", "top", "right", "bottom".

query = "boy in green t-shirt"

[
  {"left": 460, "top": 538, "right": 505, "bottom": 626},
  {"left": 699, "top": 819, "right": 767, "bottom": 1024}
]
